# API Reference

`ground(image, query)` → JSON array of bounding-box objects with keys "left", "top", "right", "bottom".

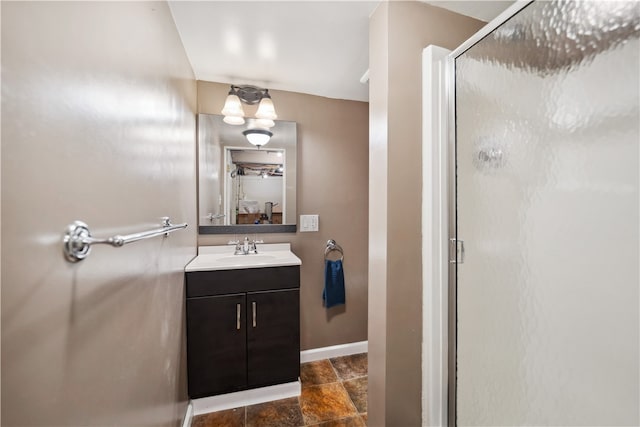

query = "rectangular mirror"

[{"left": 198, "top": 114, "right": 297, "bottom": 234}]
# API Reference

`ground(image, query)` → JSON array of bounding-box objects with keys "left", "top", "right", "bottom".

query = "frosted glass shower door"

[{"left": 453, "top": 1, "right": 639, "bottom": 426}]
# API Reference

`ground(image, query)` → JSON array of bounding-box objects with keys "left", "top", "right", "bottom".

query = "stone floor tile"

[
  {"left": 246, "top": 396, "right": 303, "bottom": 427},
  {"left": 309, "top": 415, "right": 366, "bottom": 427},
  {"left": 342, "top": 377, "right": 367, "bottom": 414},
  {"left": 301, "top": 359, "right": 339, "bottom": 388},
  {"left": 192, "top": 407, "right": 245, "bottom": 427},
  {"left": 190, "top": 357, "right": 369, "bottom": 427},
  {"left": 329, "top": 353, "right": 368, "bottom": 380},
  {"left": 300, "top": 382, "right": 357, "bottom": 425}
]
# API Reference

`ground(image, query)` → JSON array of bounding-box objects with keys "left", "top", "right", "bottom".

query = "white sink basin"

[
  {"left": 215, "top": 254, "right": 277, "bottom": 264},
  {"left": 185, "top": 243, "right": 301, "bottom": 271}
]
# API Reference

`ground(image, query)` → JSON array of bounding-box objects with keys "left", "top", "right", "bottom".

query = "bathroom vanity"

[{"left": 184, "top": 244, "right": 301, "bottom": 399}]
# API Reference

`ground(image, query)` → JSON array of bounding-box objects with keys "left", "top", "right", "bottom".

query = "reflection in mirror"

[
  {"left": 226, "top": 147, "right": 284, "bottom": 224},
  {"left": 198, "top": 114, "right": 297, "bottom": 234}
]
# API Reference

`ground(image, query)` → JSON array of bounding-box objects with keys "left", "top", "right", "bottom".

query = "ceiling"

[
  {"left": 168, "top": 1, "right": 514, "bottom": 103},
  {"left": 422, "top": 1, "right": 514, "bottom": 22}
]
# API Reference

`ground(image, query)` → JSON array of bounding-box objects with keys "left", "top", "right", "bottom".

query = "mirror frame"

[{"left": 197, "top": 114, "right": 297, "bottom": 234}]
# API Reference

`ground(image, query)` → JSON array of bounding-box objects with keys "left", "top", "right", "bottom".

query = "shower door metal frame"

[{"left": 445, "top": 1, "right": 533, "bottom": 425}]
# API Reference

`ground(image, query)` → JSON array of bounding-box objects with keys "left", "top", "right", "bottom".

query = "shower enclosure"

[{"left": 449, "top": 1, "right": 639, "bottom": 425}]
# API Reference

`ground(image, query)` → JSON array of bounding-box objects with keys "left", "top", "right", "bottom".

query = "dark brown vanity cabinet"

[{"left": 185, "top": 266, "right": 300, "bottom": 399}]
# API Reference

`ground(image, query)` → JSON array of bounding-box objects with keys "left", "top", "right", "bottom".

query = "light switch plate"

[{"left": 299, "top": 214, "right": 319, "bottom": 232}]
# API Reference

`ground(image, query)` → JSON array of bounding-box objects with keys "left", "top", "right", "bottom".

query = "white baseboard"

[
  {"left": 191, "top": 381, "right": 301, "bottom": 415},
  {"left": 181, "top": 402, "right": 193, "bottom": 427},
  {"left": 300, "top": 340, "right": 368, "bottom": 363},
  {"left": 190, "top": 341, "right": 368, "bottom": 417}
]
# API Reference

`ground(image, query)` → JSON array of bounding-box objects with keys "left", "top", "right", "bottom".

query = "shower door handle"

[{"left": 449, "top": 238, "right": 465, "bottom": 264}]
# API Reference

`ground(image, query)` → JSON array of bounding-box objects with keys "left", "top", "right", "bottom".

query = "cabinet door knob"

[
  {"left": 252, "top": 302, "right": 257, "bottom": 328},
  {"left": 236, "top": 303, "right": 241, "bottom": 330}
]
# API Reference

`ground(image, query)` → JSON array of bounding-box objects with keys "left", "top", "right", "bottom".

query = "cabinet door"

[
  {"left": 247, "top": 289, "right": 300, "bottom": 388},
  {"left": 186, "top": 294, "right": 247, "bottom": 398}
]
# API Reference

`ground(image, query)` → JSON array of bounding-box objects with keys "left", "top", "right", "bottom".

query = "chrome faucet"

[{"left": 231, "top": 236, "right": 262, "bottom": 255}]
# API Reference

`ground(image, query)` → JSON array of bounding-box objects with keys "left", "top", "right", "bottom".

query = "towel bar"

[
  {"left": 324, "top": 239, "right": 344, "bottom": 262},
  {"left": 63, "top": 217, "right": 188, "bottom": 262}
]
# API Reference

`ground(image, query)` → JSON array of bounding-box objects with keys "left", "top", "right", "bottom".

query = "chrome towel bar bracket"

[{"left": 63, "top": 217, "right": 188, "bottom": 263}]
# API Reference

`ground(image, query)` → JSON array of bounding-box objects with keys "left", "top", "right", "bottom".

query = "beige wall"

[
  {"left": 368, "top": 2, "right": 485, "bottom": 426},
  {"left": 1, "top": 2, "right": 197, "bottom": 426},
  {"left": 197, "top": 81, "right": 369, "bottom": 351},
  {"left": 368, "top": 2, "right": 390, "bottom": 425}
]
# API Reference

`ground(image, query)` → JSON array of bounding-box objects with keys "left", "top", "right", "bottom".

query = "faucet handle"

[{"left": 227, "top": 239, "right": 239, "bottom": 245}]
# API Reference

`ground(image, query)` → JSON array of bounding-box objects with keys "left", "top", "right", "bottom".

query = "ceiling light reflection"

[
  {"left": 257, "top": 33, "right": 277, "bottom": 60},
  {"left": 223, "top": 28, "right": 243, "bottom": 55}
]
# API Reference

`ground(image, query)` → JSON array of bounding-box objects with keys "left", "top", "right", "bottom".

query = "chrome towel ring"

[{"left": 324, "top": 239, "right": 344, "bottom": 262}]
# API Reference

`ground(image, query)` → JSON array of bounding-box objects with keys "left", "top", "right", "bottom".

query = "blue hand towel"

[{"left": 323, "top": 259, "right": 345, "bottom": 308}]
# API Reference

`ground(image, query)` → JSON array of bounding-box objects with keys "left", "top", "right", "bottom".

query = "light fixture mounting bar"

[{"left": 231, "top": 85, "right": 270, "bottom": 105}]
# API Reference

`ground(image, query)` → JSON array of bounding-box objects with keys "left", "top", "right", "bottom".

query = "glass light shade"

[
  {"left": 255, "top": 118, "right": 275, "bottom": 128},
  {"left": 243, "top": 129, "right": 272, "bottom": 147},
  {"left": 221, "top": 94, "right": 245, "bottom": 119},
  {"left": 255, "top": 97, "right": 278, "bottom": 120},
  {"left": 223, "top": 115, "right": 245, "bottom": 125}
]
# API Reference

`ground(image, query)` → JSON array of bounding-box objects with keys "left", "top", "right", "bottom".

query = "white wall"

[
  {"left": 1, "top": 2, "right": 197, "bottom": 425},
  {"left": 238, "top": 176, "right": 283, "bottom": 212}
]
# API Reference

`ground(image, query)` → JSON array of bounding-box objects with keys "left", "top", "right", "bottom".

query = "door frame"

[
  {"left": 421, "top": 44, "right": 452, "bottom": 427},
  {"left": 444, "top": 1, "right": 533, "bottom": 425}
]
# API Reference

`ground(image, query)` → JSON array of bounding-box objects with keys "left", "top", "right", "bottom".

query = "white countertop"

[{"left": 185, "top": 243, "right": 302, "bottom": 272}]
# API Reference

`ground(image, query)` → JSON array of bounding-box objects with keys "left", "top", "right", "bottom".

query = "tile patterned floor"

[{"left": 192, "top": 353, "right": 368, "bottom": 427}]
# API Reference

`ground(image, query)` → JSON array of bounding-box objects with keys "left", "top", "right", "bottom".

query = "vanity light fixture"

[
  {"left": 243, "top": 129, "right": 273, "bottom": 148},
  {"left": 221, "top": 85, "right": 278, "bottom": 127},
  {"left": 222, "top": 85, "right": 278, "bottom": 147}
]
